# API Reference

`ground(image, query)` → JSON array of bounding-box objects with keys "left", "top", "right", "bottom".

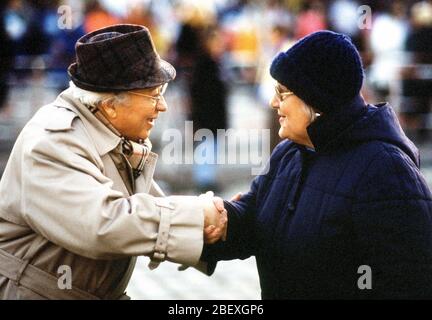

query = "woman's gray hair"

[
  {"left": 69, "top": 81, "right": 127, "bottom": 107},
  {"left": 302, "top": 101, "right": 321, "bottom": 123}
]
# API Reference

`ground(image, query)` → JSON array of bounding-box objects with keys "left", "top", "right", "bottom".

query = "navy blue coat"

[{"left": 202, "top": 96, "right": 432, "bottom": 299}]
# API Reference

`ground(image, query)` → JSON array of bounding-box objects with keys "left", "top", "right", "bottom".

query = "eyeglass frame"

[
  {"left": 127, "top": 83, "right": 168, "bottom": 105},
  {"left": 274, "top": 85, "right": 294, "bottom": 102}
]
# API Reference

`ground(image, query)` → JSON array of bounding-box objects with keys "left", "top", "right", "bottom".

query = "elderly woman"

[
  {"left": 0, "top": 24, "right": 225, "bottom": 300},
  {"left": 205, "top": 30, "right": 432, "bottom": 299}
]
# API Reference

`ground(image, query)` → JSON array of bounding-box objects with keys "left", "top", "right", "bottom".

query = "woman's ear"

[{"left": 100, "top": 99, "right": 117, "bottom": 119}]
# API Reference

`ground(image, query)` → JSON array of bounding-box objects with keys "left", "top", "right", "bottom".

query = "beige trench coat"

[{"left": 0, "top": 88, "right": 205, "bottom": 299}]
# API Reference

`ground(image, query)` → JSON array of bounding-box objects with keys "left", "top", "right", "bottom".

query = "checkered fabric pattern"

[{"left": 68, "top": 24, "right": 176, "bottom": 92}]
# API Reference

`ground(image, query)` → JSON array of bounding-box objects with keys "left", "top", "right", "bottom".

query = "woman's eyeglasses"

[
  {"left": 274, "top": 86, "right": 294, "bottom": 102},
  {"left": 128, "top": 83, "right": 168, "bottom": 105}
]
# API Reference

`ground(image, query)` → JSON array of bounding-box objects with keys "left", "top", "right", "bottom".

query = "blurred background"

[{"left": 1, "top": 0, "right": 432, "bottom": 299}]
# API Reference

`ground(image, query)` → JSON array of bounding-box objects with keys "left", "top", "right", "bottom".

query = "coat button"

[{"left": 287, "top": 203, "right": 295, "bottom": 211}]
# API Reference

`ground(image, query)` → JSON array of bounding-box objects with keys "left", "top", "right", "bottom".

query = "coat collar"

[
  {"left": 53, "top": 88, "right": 123, "bottom": 156},
  {"left": 306, "top": 95, "right": 368, "bottom": 154}
]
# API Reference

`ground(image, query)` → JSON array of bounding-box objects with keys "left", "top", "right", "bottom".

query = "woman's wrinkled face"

[
  {"left": 270, "top": 83, "right": 315, "bottom": 148},
  {"left": 100, "top": 85, "right": 167, "bottom": 142}
]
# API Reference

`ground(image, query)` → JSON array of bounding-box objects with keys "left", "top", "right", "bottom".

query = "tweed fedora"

[{"left": 68, "top": 24, "right": 176, "bottom": 92}]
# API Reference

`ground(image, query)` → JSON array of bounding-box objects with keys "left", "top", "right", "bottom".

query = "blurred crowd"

[{"left": 1, "top": 0, "right": 432, "bottom": 142}]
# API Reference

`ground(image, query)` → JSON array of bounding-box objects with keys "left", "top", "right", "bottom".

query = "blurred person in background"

[
  {"left": 189, "top": 24, "right": 228, "bottom": 192},
  {"left": 173, "top": 3, "right": 228, "bottom": 192},
  {"left": 257, "top": 0, "right": 295, "bottom": 150},
  {"left": 83, "top": 0, "right": 120, "bottom": 34},
  {"left": 257, "top": 24, "right": 295, "bottom": 150},
  {"left": 400, "top": 0, "right": 432, "bottom": 141},
  {"left": 18, "top": 0, "right": 53, "bottom": 56},
  {"left": 294, "top": 0, "right": 327, "bottom": 39},
  {"left": 218, "top": 0, "right": 260, "bottom": 83},
  {"left": 0, "top": 24, "right": 226, "bottom": 300},
  {"left": 3, "top": 0, "right": 28, "bottom": 60},
  {"left": 46, "top": 0, "right": 85, "bottom": 91},
  {"left": 328, "top": 0, "right": 361, "bottom": 47},
  {"left": 123, "top": 1, "right": 167, "bottom": 55},
  {"left": 368, "top": 0, "right": 409, "bottom": 101},
  {"left": 173, "top": 4, "right": 208, "bottom": 84},
  {"left": 0, "top": 1, "right": 14, "bottom": 111},
  {"left": 47, "top": 22, "right": 85, "bottom": 91},
  {"left": 203, "top": 31, "right": 432, "bottom": 299}
]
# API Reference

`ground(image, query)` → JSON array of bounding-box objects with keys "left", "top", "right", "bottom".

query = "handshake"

[{"left": 200, "top": 191, "right": 241, "bottom": 244}]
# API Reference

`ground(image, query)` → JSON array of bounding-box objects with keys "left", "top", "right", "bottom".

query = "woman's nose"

[{"left": 269, "top": 95, "right": 279, "bottom": 109}]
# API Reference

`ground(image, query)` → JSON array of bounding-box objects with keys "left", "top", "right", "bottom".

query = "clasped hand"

[{"left": 200, "top": 191, "right": 242, "bottom": 244}]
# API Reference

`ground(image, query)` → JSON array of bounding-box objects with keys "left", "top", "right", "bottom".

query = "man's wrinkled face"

[{"left": 100, "top": 84, "right": 167, "bottom": 142}]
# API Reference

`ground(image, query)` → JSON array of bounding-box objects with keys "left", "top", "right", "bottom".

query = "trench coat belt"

[{"left": 0, "top": 248, "right": 128, "bottom": 300}]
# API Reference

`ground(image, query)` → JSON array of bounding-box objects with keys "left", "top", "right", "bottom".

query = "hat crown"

[
  {"left": 270, "top": 30, "right": 364, "bottom": 113},
  {"left": 68, "top": 24, "right": 175, "bottom": 92},
  {"left": 87, "top": 32, "right": 124, "bottom": 43}
]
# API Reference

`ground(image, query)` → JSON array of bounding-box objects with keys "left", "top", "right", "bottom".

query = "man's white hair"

[{"left": 69, "top": 81, "right": 127, "bottom": 107}]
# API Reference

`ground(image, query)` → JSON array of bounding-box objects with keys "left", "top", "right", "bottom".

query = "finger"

[
  {"left": 209, "top": 227, "right": 222, "bottom": 237},
  {"left": 205, "top": 237, "right": 218, "bottom": 244},
  {"left": 218, "top": 209, "right": 228, "bottom": 241},
  {"left": 205, "top": 231, "right": 221, "bottom": 244},
  {"left": 207, "top": 227, "right": 222, "bottom": 239},
  {"left": 219, "top": 209, "right": 228, "bottom": 224},
  {"left": 230, "top": 192, "right": 242, "bottom": 201},
  {"left": 205, "top": 229, "right": 222, "bottom": 244},
  {"left": 204, "top": 225, "right": 215, "bottom": 236}
]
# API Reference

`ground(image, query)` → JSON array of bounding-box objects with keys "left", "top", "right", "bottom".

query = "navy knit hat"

[{"left": 270, "top": 30, "right": 364, "bottom": 114}]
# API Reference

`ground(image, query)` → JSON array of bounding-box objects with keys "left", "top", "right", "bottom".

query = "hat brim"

[{"left": 68, "top": 58, "right": 176, "bottom": 92}]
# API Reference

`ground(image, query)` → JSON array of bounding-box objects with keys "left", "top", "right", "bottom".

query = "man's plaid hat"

[{"left": 68, "top": 24, "right": 176, "bottom": 92}]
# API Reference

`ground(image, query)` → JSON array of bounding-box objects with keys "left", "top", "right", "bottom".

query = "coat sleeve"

[
  {"left": 200, "top": 141, "right": 288, "bottom": 273},
  {"left": 19, "top": 132, "right": 204, "bottom": 265},
  {"left": 200, "top": 174, "right": 262, "bottom": 270},
  {"left": 351, "top": 145, "right": 432, "bottom": 298}
]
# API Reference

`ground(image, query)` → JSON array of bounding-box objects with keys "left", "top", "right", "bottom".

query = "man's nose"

[{"left": 156, "top": 96, "right": 167, "bottom": 112}]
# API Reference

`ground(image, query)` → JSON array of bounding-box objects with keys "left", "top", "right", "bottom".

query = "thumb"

[{"left": 231, "top": 192, "right": 243, "bottom": 201}]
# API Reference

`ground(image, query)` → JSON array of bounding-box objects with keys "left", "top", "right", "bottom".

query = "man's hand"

[
  {"left": 200, "top": 191, "right": 228, "bottom": 244},
  {"left": 202, "top": 191, "right": 243, "bottom": 244}
]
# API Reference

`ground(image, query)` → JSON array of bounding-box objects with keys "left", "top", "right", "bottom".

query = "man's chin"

[
  {"left": 126, "top": 133, "right": 149, "bottom": 143},
  {"left": 138, "top": 131, "right": 150, "bottom": 141}
]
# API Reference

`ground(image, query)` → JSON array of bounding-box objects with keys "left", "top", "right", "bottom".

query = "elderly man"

[{"left": 0, "top": 24, "right": 225, "bottom": 300}]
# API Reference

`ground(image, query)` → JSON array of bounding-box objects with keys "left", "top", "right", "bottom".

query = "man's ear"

[{"left": 100, "top": 99, "right": 117, "bottom": 119}]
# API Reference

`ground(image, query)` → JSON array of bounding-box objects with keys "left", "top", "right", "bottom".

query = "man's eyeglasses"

[
  {"left": 128, "top": 83, "right": 168, "bottom": 105},
  {"left": 274, "top": 86, "right": 294, "bottom": 102}
]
